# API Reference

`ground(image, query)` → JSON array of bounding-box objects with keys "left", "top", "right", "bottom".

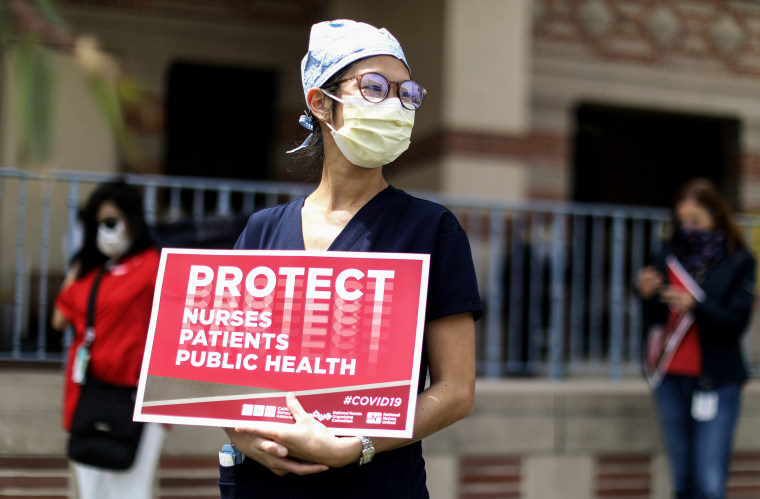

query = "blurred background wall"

[{"left": 3, "top": 0, "right": 759, "bottom": 206}]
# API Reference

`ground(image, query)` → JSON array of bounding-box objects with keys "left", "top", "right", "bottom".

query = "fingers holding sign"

[
  {"left": 230, "top": 393, "right": 363, "bottom": 475},
  {"left": 660, "top": 286, "right": 697, "bottom": 312},
  {"left": 226, "top": 422, "right": 328, "bottom": 477}
]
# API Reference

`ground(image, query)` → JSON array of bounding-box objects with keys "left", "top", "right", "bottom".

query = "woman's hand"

[
  {"left": 51, "top": 263, "right": 81, "bottom": 331},
  {"left": 636, "top": 267, "right": 663, "bottom": 299},
  {"left": 61, "top": 263, "right": 80, "bottom": 289},
  {"left": 51, "top": 306, "right": 70, "bottom": 331},
  {"left": 227, "top": 393, "right": 361, "bottom": 476},
  {"left": 226, "top": 313, "right": 477, "bottom": 476},
  {"left": 660, "top": 286, "right": 697, "bottom": 311},
  {"left": 225, "top": 422, "right": 328, "bottom": 476}
]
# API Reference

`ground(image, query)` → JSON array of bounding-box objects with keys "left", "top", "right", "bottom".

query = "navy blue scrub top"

[
  {"left": 235, "top": 185, "right": 483, "bottom": 324},
  {"left": 225, "top": 185, "right": 483, "bottom": 499}
]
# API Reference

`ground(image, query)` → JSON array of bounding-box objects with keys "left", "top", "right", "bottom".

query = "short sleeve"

[
  {"left": 426, "top": 226, "right": 483, "bottom": 323},
  {"left": 55, "top": 276, "right": 91, "bottom": 331}
]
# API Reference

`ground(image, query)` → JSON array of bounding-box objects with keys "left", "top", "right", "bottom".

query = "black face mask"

[{"left": 673, "top": 226, "right": 725, "bottom": 281}]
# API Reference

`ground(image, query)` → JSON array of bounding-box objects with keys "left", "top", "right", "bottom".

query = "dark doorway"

[
  {"left": 165, "top": 61, "right": 276, "bottom": 182},
  {"left": 573, "top": 103, "right": 741, "bottom": 209},
  {"left": 160, "top": 62, "right": 277, "bottom": 247}
]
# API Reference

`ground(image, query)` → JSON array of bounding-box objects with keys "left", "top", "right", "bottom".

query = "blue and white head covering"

[{"left": 288, "top": 19, "right": 410, "bottom": 153}]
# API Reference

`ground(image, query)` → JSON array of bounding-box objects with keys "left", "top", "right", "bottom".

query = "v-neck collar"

[{"left": 297, "top": 185, "right": 395, "bottom": 251}]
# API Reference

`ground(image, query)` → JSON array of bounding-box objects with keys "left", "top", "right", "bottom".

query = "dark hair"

[
  {"left": 74, "top": 179, "right": 154, "bottom": 278},
  {"left": 671, "top": 178, "right": 745, "bottom": 253},
  {"left": 292, "top": 64, "right": 354, "bottom": 176}
]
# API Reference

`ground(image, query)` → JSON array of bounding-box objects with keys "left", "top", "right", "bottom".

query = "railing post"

[
  {"left": 12, "top": 178, "right": 27, "bottom": 359},
  {"left": 193, "top": 187, "right": 205, "bottom": 242},
  {"left": 66, "top": 181, "right": 81, "bottom": 263},
  {"left": 169, "top": 185, "right": 182, "bottom": 221},
  {"left": 143, "top": 182, "right": 158, "bottom": 225},
  {"left": 506, "top": 214, "right": 526, "bottom": 374},
  {"left": 36, "top": 178, "right": 53, "bottom": 359},
  {"left": 569, "top": 214, "right": 587, "bottom": 373},
  {"left": 61, "top": 180, "right": 82, "bottom": 358},
  {"left": 484, "top": 208, "right": 505, "bottom": 378},
  {"left": 589, "top": 215, "right": 606, "bottom": 370},
  {"left": 548, "top": 212, "right": 567, "bottom": 380},
  {"left": 528, "top": 212, "right": 545, "bottom": 374},
  {"left": 217, "top": 185, "right": 232, "bottom": 216},
  {"left": 608, "top": 213, "right": 626, "bottom": 380},
  {"left": 627, "top": 219, "right": 645, "bottom": 374}
]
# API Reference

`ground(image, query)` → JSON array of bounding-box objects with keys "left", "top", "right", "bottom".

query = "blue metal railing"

[
  {"left": 1, "top": 167, "right": 759, "bottom": 380},
  {"left": 0, "top": 167, "right": 314, "bottom": 364}
]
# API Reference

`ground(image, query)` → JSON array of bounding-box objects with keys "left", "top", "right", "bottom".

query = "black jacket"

[{"left": 642, "top": 247, "right": 756, "bottom": 386}]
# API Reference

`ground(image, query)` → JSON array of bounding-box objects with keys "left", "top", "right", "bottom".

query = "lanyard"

[{"left": 83, "top": 267, "right": 108, "bottom": 348}]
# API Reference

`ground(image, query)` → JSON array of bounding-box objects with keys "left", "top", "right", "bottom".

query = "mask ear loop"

[
  {"left": 322, "top": 91, "right": 344, "bottom": 104},
  {"left": 287, "top": 89, "right": 338, "bottom": 153},
  {"left": 321, "top": 91, "right": 344, "bottom": 134}
]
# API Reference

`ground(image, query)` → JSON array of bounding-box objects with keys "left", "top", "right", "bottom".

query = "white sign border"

[{"left": 134, "top": 248, "right": 430, "bottom": 439}]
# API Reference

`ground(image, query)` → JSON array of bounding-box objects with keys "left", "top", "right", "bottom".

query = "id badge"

[
  {"left": 692, "top": 391, "right": 719, "bottom": 422},
  {"left": 72, "top": 345, "right": 90, "bottom": 385}
]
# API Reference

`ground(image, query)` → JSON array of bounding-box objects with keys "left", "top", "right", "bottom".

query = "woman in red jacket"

[{"left": 53, "top": 180, "right": 165, "bottom": 499}]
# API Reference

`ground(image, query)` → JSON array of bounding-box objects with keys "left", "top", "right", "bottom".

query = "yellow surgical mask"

[{"left": 326, "top": 94, "right": 415, "bottom": 168}]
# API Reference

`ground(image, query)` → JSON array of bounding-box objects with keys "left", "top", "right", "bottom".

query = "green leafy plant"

[{"left": 1, "top": 0, "right": 146, "bottom": 167}]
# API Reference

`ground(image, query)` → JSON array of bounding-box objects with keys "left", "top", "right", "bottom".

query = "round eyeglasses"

[{"left": 335, "top": 72, "right": 427, "bottom": 110}]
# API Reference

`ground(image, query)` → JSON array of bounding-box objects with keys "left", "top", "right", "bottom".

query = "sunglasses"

[
  {"left": 335, "top": 72, "right": 427, "bottom": 110},
  {"left": 98, "top": 217, "right": 122, "bottom": 230}
]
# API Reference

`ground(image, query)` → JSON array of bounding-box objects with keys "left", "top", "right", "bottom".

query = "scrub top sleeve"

[
  {"left": 54, "top": 288, "right": 76, "bottom": 325},
  {"left": 426, "top": 228, "right": 483, "bottom": 323},
  {"left": 233, "top": 227, "right": 247, "bottom": 250}
]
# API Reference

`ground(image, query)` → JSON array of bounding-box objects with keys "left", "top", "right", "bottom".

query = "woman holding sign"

[
  {"left": 636, "top": 178, "right": 755, "bottom": 499},
  {"left": 221, "top": 19, "right": 482, "bottom": 498}
]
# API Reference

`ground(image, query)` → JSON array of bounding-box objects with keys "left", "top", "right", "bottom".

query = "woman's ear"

[{"left": 306, "top": 88, "right": 332, "bottom": 123}]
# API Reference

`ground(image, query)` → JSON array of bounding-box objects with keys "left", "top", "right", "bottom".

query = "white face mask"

[
  {"left": 96, "top": 219, "right": 131, "bottom": 260},
  {"left": 325, "top": 94, "right": 415, "bottom": 168}
]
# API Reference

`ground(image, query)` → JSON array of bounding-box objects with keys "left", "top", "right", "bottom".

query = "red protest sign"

[{"left": 134, "top": 249, "right": 429, "bottom": 438}]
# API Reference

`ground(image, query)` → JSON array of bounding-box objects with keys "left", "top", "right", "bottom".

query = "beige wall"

[
  {"left": 443, "top": 0, "right": 531, "bottom": 135},
  {"left": 0, "top": 49, "right": 115, "bottom": 309},
  {"left": 63, "top": 9, "right": 305, "bottom": 97},
  {"left": 392, "top": 155, "right": 527, "bottom": 201},
  {"left": 531, "top": 1, "right": 760, "bottom": 206},
  {"left": 61, "top": 6, "right": 310, "bottom": 179},
  {"left": 1, "top": 48, "right": 117, "bottom": 172},
  {"left": 437, "top": 0, "right": 533, "bottom": 197},
  {"left": 0, "top": 4, "right": 317, "bottom": 304},
  {"left": 8, "top": 369, "right": 760, "bottom": 499},
  {"left": 49, "top": 52, "right": 118, "bottom": 173},
  {"left": 327, "top": 0, "right": 445, "bottom": 139},
  {"left": 331, "top": 0, "right": 534, "bottom": 196},
  {"left": 441, "top": 155, "right": 527, "bottom": 201},
  {"left": 2, "top": 1, "right": 535, "bottom": 199}
]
